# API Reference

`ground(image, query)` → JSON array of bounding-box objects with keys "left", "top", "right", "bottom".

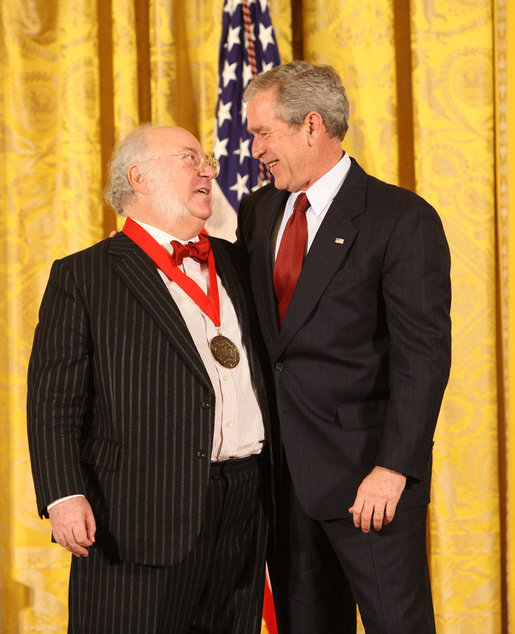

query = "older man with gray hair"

[{"left": 27, "top": 124, "right": 273, "bottom": 634}]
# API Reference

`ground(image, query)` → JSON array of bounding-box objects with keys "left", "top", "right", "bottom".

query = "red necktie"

[
  {"left": 170, "top": 233, "right": 211, "bottom": 266},
  {"left": 273, "top": 192, "right": 310, "bottom": 326}
]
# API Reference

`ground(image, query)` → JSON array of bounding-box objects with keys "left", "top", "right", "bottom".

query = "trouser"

[
  {"left": 69, "top": 455, "right": 268, "bottom": 633},
  {"left": 270, "top": 470, "right": 435, "bottom": 634}
]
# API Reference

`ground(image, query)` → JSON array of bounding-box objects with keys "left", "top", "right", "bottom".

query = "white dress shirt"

[
  {"left": 274, "top": 152, "right": 352, "bottom": 259},
  {"left": 134, "top": 219, "right": 265, "bottom": 462}
]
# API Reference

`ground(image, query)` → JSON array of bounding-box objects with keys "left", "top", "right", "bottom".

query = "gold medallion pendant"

[{"left": 209, "top": 335, "right": 240, "bottom": 369}]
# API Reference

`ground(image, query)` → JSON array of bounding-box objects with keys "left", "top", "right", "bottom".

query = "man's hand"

[
  {"left": 49, "top": 497, "right": 96, "bottom": 557},
  {"left": 96, "top": 231, "right": 117, "bottom": 244},
  {"left": 349, "top": 466, "right": 407, "bottom": 533}
]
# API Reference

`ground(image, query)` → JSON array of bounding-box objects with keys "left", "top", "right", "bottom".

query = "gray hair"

[
  {"left": 244, "top": 61, "right": 350, "bottom": 141},
  {"left": 104, "top": 124, "right": 152, "bottom": 215}
]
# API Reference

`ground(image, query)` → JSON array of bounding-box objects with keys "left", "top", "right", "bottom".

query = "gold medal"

[
  {"left": 122, "top": 221, "right": 239, "bottom": 369},
  {"left": 209, "top": 334, "right": 240, "bottom": 369}
]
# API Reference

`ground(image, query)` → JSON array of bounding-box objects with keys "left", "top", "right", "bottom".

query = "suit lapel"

[
  {"left": 210, "top": 237, "right": 273, "bottom": 448},
  {"left": 209, "top": 239, "right": 248, "bottom": 334},
  {"left": 210, "top": 238, "right": 263, "bottom": 377},
  {"left": 108, "top": 233, "right": 212, "bottom": 390},
  {"left": 276, "top": 160, "right": 368, "bottom": 357},
  {"left": 248, "top": 188, "right": 289, "bottom": 350}
]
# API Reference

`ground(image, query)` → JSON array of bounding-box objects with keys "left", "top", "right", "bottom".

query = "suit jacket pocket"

[
  {"left": 81, "top": 436, "right": 120, "bottom": 471},
  {"left": 331, "top": 267, "right": 372, "bottom": 283},
  {"left": 336, "top": 398, "right": 388, "bottom": 431}
]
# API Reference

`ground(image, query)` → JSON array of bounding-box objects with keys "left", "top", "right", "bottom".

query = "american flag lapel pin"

[{"left": 334, "top": 238, "right": 345, "bottom": 244}]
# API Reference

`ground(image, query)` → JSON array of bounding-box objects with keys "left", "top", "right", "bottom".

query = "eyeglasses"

[{"left": 141, "top": 150, "right": 220, "bottom": 177}]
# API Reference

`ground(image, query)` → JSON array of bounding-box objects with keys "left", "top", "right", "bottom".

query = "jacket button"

[
  {"left": 275, "top": 362, "right": 285, "bottom": 372},
  {"left": 197, "top": 450, "right": 207, "bottom": 459},
  {"left": 201, "top": 400, "right": 212, "bottom": 409}
]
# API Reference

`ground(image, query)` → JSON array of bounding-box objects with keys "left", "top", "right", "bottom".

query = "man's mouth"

[
  {"left": 197, "top": 187, "right": 210, "bottom": 195},
  {"left": 267, "top": 160, "right": 279, "bottom": 169}
]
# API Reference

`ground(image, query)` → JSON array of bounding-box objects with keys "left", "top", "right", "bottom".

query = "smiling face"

[
  {"left": 136, "top": 127, "right": 216, "bottom": 237},
  {"left": 246, "top": 89, "right": 316, "bottom": 192}
]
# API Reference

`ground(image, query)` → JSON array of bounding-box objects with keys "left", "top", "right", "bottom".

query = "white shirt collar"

[{"left": 130, "top": 218, "right": 199, "bottom": 255}]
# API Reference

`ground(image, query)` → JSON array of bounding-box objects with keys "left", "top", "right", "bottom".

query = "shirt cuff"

[{"left": 47, "top": 494, "right": 85, "bottom": 511}]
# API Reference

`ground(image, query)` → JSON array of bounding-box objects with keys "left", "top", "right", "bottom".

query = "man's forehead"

[
  {"left": 247, "top": 104, "right": 279, "bottom": 128},
  {"left": 146, "top": 126, "right": 201, "bottom": 151}
]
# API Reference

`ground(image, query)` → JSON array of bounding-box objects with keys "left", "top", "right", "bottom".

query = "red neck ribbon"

[{"left": 122, "top": 217, "right": 221, "bottom": 327}]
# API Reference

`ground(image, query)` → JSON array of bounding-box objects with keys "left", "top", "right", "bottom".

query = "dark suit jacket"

[
  {"left": 237, "top": 158, "right": 451, "bottom": 520},
  {"left": 27, "top": 232, "right": 272, "bottom": 566}
]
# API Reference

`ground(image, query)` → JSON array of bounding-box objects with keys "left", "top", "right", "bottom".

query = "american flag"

[{"left": 213, "top": 0, "right": 281, "bottom": 213}]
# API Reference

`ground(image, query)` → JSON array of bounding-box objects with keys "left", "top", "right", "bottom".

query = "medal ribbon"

[{"left": 122, "top": 217, "right": 221, "bottom": 327}]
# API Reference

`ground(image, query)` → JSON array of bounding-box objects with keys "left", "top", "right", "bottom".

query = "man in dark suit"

[
  {"left": 27, "top": 124, "right": 273, "bottom": 633},
  {"left": 237, "top": 61, "right": 451, "bottom": 633}
]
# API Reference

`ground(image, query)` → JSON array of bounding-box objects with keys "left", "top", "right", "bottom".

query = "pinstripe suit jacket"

[
  {"left": 237, "top": 158, "right": 452, "bottom": 520},
  {"left": 27, "top": 232, "right": 272, "bottom": 566}
]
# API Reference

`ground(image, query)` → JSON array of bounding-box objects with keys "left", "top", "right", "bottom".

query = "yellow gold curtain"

[
  {"left": 1, "top": 2, "right": 104, "bottom": 631},
  {"left": 411, "top": 2, "right": 501, "bottom": 631},
  {"left": 302, "top": 0, "right": 399, "bottom": 183},
  {"left": 0, "top": 1, "right": 512, "bottom": 632}
]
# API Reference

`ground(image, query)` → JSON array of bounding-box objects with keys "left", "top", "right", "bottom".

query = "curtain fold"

[
  {"left": 0, "top": 1, "right": 511, "bottom": 631},
  {"left": 302, "top": 1, "right": 508, "bottom": 629},
  {"left": 410, "top": 2, "right": 501, "bottom": 632},
  {"left": 302, "top": 0, "right": 399, "bottom": 184},
  {"left": 1, "top": 2, "right": 104, "bottom": 631},
  {"left": 495, "top": 0, "right": 514, "bottom": 630},
  {"left": 111, "top": 0, "right": 140, "bottom": 137}
]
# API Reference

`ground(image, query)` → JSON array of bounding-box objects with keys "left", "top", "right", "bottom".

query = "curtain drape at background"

[{"left": 0, "top": 1, "right": 513, "bottom": 632}]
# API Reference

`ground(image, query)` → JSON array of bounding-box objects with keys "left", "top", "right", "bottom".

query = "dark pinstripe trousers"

[
  {"left": 68, "top": 456, "right": 268, "bottom": 633},
  {"left": 270, "top": 473, "right": 435, "bottom": 634}
]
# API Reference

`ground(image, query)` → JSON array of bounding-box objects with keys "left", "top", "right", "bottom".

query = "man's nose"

[
  {"left": 251, "top": 137, "right": 263, "bottom": 159},
  {"left": 199, "top": 163, "right": 217, "bottom": 179}
]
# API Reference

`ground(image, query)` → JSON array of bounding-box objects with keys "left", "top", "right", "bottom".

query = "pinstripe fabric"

[
  {"left": 27, "top": 232, "right": 273, "bottom": 570},
  {"left": 68, "top": 457, "right": 268, "bottom": 634}
]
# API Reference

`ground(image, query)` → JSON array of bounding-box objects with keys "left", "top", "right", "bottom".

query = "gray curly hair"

[
  {"left": 104, "top": 124, "right": 151, "bottom": 215},
  {"left": 244, "top": 61, "right": 350, "bottom": 141}
]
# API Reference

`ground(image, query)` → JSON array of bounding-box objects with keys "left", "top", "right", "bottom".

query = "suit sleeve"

[
  {"left": 376, "top": 200, "right": 451, "bottom": 481},
  {"left": 235, "top": 195, "right": 251, "bottom": 255},
  {"left": 27, "top": 259, "right": 91, "bottom": 517}
]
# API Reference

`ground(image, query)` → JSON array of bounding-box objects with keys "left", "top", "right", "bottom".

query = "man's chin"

[
  {"left": 270, "top": 174, "right": 288, "bottom": 191},
  {"left": 177, "top": 205, "right": 211, "bottom": 221},
  {"left": 196, "top": 204, "right": 213, "bottom": 220}
]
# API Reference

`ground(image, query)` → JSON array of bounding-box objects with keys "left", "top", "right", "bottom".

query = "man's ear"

[
  {"left": 304, "top": 111, "right": 324, "bottom": 146},
  {"left": 127, "top": 163, "right": 149, "bottom": 194}
]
